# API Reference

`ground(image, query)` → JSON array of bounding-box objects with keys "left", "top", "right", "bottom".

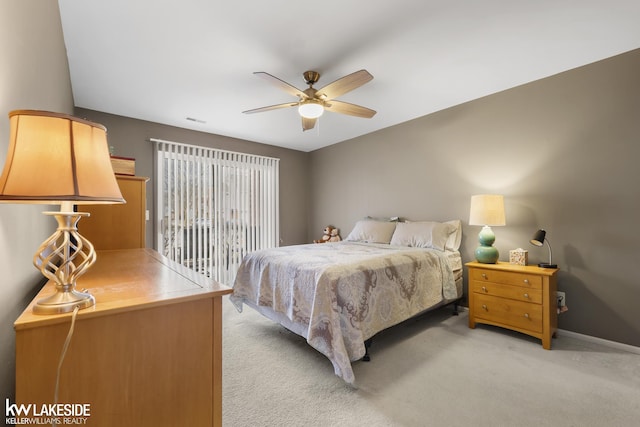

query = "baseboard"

[{"left": 557, "top": 329, "right": 640, "bottom": 355}]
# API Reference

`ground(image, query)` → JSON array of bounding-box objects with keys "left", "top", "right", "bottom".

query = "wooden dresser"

[
  {"left": 80, "top": 175, "right": 149, "bottom": 249},
  {"left": 15, "top": 249, "right": 232, "bottom": 427},
  {"left": 467, "top": 261, "right": 558, "bottom": 349}
]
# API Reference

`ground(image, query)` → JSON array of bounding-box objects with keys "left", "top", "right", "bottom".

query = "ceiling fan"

[{"left": 242, "top": 69, "right": 376, "bottom": 131}]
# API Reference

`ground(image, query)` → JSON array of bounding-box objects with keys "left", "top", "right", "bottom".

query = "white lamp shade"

[
  {"left": 469, "top": 194, "right": 506, "bottom": 226},
  {"left": 298, "top": 101, "right": 324, "bottom": 119},
  {"left": 0, "top": 110, "right": 124, "bottom": 205}
]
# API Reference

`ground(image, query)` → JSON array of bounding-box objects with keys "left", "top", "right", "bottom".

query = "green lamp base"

[
  {"left": 475, "top": 225, "right": 499, "bottom": 264},
  {"left": 475, "top": 245, "right": 499, "bottom": 264}
]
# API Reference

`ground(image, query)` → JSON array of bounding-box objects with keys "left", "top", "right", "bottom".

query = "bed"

[{"left": 230, "top": 219, "right": 463, "bottom": 384}]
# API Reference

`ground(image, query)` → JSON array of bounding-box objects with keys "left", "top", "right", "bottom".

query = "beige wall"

[
  {"left": 73, "top": 109, "right": 310, "bottom": 248},
  {"left": 0, "top": 0, "right": 74, "bottom": 401},
  {"left": 309, "top": 49, "right": 640, "bottom": 347}
]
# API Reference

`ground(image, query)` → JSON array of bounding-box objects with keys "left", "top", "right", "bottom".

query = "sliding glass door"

[{"left": 154, "top": 139, "right": 279, "bottom": 285}]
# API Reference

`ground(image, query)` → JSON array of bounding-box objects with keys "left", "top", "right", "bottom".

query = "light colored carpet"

[{"left": 222, "top": 299, "right": 640, "bottom": 426}]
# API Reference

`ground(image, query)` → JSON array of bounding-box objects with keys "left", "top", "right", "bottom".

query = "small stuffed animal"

[
  {"left": 314, "top": 225, "right": 334, "bottom": 243},
  {"left": 329, "top": 227, "right": 341, "bottom": 242}
]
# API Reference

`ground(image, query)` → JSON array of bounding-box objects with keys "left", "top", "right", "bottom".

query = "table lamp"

[
  {"left": 469, "top": 194, "right": 506, "bottom": 264},
  {"left": 0, "top": 110, "right": 125, "bottom": 314},
  {"left": 530, "top": 229, "right": 557, "bottom": 268}
]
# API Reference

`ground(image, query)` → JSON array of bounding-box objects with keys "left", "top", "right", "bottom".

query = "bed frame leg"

[
  {"left": 452, "top": 301, "right": 459, "bottom": 316},
  {"left": 363, "top": 339, "right": 372, "bottom": 362}
]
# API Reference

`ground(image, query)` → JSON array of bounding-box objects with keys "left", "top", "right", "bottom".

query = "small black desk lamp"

[{"left": 530, "top": 229, "right": 557, "bottom": 268}]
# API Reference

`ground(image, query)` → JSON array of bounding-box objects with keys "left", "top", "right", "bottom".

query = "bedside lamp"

[
  {"left": 530, "top": 229, "right": 557, "bottom": 268},
  {"left": 0, "top": 110, "right": 125, "bottom": 314},
  {"left": 469, "top": 194, "right": 506, "bottom": 264}
]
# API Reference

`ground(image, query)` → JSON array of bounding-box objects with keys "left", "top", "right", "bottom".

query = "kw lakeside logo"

[{"left": 5, "top": 399, "right": 91, "bottom": 425}]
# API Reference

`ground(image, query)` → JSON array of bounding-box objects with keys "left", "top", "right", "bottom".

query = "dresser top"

[{"left": 15, "top": 248, "right": 232, "bottom": 330}]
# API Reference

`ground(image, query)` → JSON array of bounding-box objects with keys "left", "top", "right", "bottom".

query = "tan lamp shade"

[
  {"left": 0, "top": 110, "right": 124, "bottom": 205},
  {"left": 469, "top": 194, "right": 506, "bottom": 226}
]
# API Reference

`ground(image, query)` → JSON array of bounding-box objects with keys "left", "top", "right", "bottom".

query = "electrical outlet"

[{"left": 556, "top": 291, "right": 566, "bottom": 307}]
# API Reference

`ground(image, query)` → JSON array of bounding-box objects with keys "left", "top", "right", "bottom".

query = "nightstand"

[{"left": 466, "top": 261, "right": 558, "bottom": 349}]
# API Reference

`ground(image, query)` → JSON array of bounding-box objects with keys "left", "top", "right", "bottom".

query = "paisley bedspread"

[{"left": 230, "top": 241, "right": 459, "bottom": 384}]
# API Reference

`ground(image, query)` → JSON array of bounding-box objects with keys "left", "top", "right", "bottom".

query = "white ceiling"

[{"left": 58, "top": 0, "right": 640, "bottom": 152}]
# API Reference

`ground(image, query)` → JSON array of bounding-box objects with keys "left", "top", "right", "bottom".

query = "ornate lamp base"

[
  {"left": 33, "top": 289, "right": 95, "bottom": 315},
  {"left": 32, "top": 210, "right": 97, "bottom": 315}
]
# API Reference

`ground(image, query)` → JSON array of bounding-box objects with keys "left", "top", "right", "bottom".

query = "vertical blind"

[{"left": 153, "top": 138, "right": 279, "bottom": 285}]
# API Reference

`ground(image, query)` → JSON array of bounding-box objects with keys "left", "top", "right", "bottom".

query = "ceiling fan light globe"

[{"left": 298, "top": 102, "right": 324, "bottom": 119}]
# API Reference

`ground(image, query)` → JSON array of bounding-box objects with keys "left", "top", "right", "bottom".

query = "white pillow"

[
  {"left": 443, "top": 219, "right": 462, "bottom": 251},
  {"left": 365, "top": 216, "right": 400, "bottom": 222},
  {"left": 391, "top": 221, "right": 457, "bottom": 251},
  {"left": 345, "top": 220, "right": 397, "bottom": 244}
]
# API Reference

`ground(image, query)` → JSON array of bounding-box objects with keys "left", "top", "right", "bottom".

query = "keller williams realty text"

[
  {"left": 6, "top": 399, "right": 91, "bottom": 418},
  {"left": 6, "top": 417, "right": 89, "bottom": 425}
]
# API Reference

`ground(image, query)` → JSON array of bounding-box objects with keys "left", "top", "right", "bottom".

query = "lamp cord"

[{"left": 52, "top": 305, "right": 80, "bottom": 427}]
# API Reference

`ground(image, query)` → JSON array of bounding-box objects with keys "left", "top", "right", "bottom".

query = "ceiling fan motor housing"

[{"left": 303, "top": 71, "right": 320, "bottom": 86}]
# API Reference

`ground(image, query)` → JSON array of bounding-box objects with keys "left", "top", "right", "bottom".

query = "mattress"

[{"left": 231, "top": 241, "right": 462, "bottom": 383}]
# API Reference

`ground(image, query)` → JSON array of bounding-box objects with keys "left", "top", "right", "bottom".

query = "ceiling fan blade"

[
  {"left": 242, "top": 102, "right": 298, "bottom": 114},
  {"left": 302, "top": 117, "right": 317, "bottom": 131},
  {"left": 314, "top": 69, "right": 373, "bottom": 100},
  {"left": 254, "top": 72, "right": 307, "bottom": 99},
  {"left": 325, "top": 100, "right": 376, "bottom": 118}
]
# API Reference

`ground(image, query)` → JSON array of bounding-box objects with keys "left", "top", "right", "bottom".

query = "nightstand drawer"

[
  {"left": 471, "top": 268, "right": 542, "bottom": 289},
  {"left": 472, "top": 293, "right": 543, "bottom": 334},
  {"left": 471, "top": 280, "right": 543, "bottom": 304}
]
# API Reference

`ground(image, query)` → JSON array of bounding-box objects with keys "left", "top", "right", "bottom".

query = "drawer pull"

[
  {"left": 482, "top": 286, "right": 488, "bottom": 292},
  {"left": 482, "top": 304, "right": 488, "bottom": 311},
  {"left": 482, "top": 273, "right": 488, "bottom": 279},
  {"left": 524, "top": 313, "right": 530, "bottom": 319},
  {"left": 523, "top": 279, "right": 529, "bottom": 284},
  {"left": 523, "top": 293, "right": 529, "bottom": 299}
]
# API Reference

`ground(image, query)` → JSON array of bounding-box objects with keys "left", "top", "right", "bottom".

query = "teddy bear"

[
  {"left": 314, "top": 225, "right": 335, "bottom": 243},
  {"left": 329, "top": 227, "right": 341, "bottom": 242}
]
